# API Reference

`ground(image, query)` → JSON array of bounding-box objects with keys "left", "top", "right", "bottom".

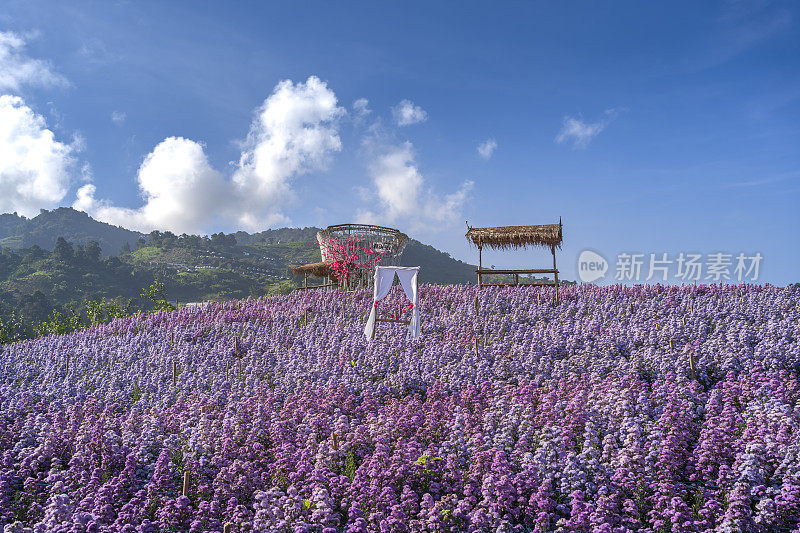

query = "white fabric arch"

[{"left": 363, "top": 266, "right": 421, "bottom": 340}]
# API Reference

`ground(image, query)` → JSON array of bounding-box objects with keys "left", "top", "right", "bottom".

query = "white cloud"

[
  {"left": 0, "top": 95, "right": 76, "bottom": 217},
  {"left": 77, "top": 76, "right": 345, "bottom": 234},
  {"left": 0, "top": 31, "right": 68, "bottom": 92},
  {"left": 392, "top": 99, "right": 428, "bottom": 126},
  {"left": 80, "top": 162, "right": 93, "bottom": 182},
  {"left": 357, "top": 141, "right": 473, "bottom": 231},
  {"left": 555, "top": 109, "right": 620, "bottom": 149},
  {"left": 232, "top": 76, "right": 345, "bottom": 230},
  {"left": 353, "top": 98, "right": 371, "bottom": 117},
  {"left": 111, "top": 110, "right": 126, "bottom": 125},
  {"left": 477, "top": 139, "right": 497, "bottom": 160},
  {"left": 78, "top": 38, "right": 120, "bottom": 66},
  {"left": 555, "top": 117, "right": 605, "bottom": 148},
  {"left": 74, "top": 136, "right": 229, "bottom": 234}
]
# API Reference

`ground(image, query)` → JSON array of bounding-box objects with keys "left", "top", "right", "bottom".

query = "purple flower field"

[{"left": 1, "top": 284, "right": 799, "bottom": 532}]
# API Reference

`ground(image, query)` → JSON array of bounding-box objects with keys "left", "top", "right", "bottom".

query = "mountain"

[
  {"left": 0, "top": 208, "right": 478, "bottom": 300},
  {"left": 0, "top": 208, "right": 478, "bottom": 284},
  {"left": 0, "top": 209, "right": 582, "bottom": 340},
  {"left": 0, "top": 208, "right": 482, "bottom": 337},
  {"left": 0, "top": 208, "right": 144, "bottom": 256}
]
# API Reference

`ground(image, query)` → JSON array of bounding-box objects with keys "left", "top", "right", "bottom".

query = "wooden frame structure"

[
  {"left": 370, "top": 303, "right": 412, "bottom": 339},
  {"left": 317, "top": 224, "right": 409, "bottom": 289},
  {"left": 466, "top": 219, "right": 563, "bottom": 298},
  {"left": 319, "top": 224, "right": 409, "bottom": 260},
  {"left": 364, "top": 267, "right": 420, "bottom": 341},
  {"left": 290, "top": 261, "right": 337, "bottom": 291}
]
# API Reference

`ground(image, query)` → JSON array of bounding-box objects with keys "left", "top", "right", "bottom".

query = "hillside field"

[{"left": 1, "top": 284, "right": 799, "bottom": 531}]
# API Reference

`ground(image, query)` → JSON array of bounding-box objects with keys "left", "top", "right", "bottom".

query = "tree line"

[{"left": 0, "top": 280, "right": 174, "bottom": 344}]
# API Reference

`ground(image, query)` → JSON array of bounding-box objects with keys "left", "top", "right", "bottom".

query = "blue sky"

[{"left": 1, "top": 1, "right": 798, "bottom": 285}]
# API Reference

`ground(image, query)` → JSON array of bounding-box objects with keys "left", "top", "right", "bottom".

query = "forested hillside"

[{"left": 0, "top": 208, "right": 482, "bottom": 340}]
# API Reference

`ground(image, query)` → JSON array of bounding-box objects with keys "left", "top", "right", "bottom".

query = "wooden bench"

[
  {"left": 293, "top": 281, "right": 338, "bottom": 292},
  {"left": 475, "top": 268, "right": 559, "bottom": 288}
]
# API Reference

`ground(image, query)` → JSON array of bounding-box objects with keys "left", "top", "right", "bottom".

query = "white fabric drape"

[
  {"left": 394, "top": 268, "right": 420, "bottom": 339},
  {"left": 364, "top": 266, "right": 421, "bottom": 340}
]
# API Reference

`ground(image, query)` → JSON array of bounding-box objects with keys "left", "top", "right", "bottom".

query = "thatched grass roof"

[
  {"left": 466, "top": 221, "right": 563, "bottom": 250},
  {"left": 291, "top": 261, "right": 333, "bottom": 278}
]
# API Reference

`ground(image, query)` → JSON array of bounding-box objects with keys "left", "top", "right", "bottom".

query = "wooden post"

[
  {"left": 515, "top": 272, "right": 519, "bottom": 286},
  {"left": 474, "top": 295, "right": 479, "bottom": 315},
  {"left": 474, "top": 338, "right": 479, "bottom": 358},
  {"left": 172, "top": 360, "right": 177, "bottom": 385},
  {"left": 332, "top": 433, "right": 339, "bottom": 450},
  {"left": 223, "top": 524, "right": 232, "bottom": 533},
  {"left": 182, "top": 471, "right": 190, "bottom": 497},
  {"left": 551, "top": 245, "right": 559, "bottom": 305},
  {"left": 201, "top": 405, "right": 206, "bottom": 416},
  {"left": 304, "top": 272, "right": 308, "bottom": 290},
  {"left": 669, "top": 339, "right": 673, "bottom": 350},
  {"left": 478, "top": 245, "right": 483, "bottom": 288}
]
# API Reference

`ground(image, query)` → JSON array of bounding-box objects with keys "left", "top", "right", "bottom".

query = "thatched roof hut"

[
  {"left": 465, "top": 220, "right": 562, "bottom": 250},
  {"left": 291, "top": 261, "right": 333, "bottom": 279}
]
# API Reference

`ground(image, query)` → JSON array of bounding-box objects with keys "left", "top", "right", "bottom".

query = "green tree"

[
  {"left": 85, "top": 240, "right": 102, "bottom": 262},
  {"left": 0, "top": 313, "right": 25, "bottom": 344},
  {"left": 34, "top": 308, "right": 81, "bottom": 336},
  {"left": 211, "top": 232, "right": 236, "bottom": 248},
  {"left": 141, "top": 281, "right": 175, "bottom": 313},
  {"left": 53, "top": 237, "right": 74, "bottom": 262},
  {"left": 18, "top": 291, "right": 52, "bottom": 326},
  {"left": 85, "top": 297, "right": 134, "bottom": 325}
]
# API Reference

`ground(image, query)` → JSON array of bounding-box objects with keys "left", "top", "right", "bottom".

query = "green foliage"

[
  {"left": 413, "top": 454, "right": 443, "bottom": 467},
  {"left": 53, "top": 237, "right": 74, "bottom": 262},
  {"left": 0, "top": 207, "right": 142, "bottom": 256},
  {"left": 86, "top": 297, "right": 133, "bottom": 325},
  {"left": 141, "top": 281, "right": 175, "bottom": 313},
  {"left": 171, "top": 447, "right": 187, "bottom": 475},
  {"left": 0, "top": 313, "right": 25, "bottom": 344},
  {"left": 211, "top": 232, "right": 236, "bottom": 248},
  {"left": 343, "top": 450, "right": 359, "bottom": 482},
  {"left": 0, "top": 208, "right": 511, "bottom": 344},
  {"left": 130, "top": 246, "right": 162, "bottom": 262},
  {"left": 267, "top": 280, "right": 297, "bottom": 296},
  {"left": 34, "top": 308, "right": 81, "bottom": 336},
  {"left": 413, "top": 454, "right": 443, "bottom": 494},
  {"left": 129, "top": 384, "right": 142, "bottom": 404}
]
